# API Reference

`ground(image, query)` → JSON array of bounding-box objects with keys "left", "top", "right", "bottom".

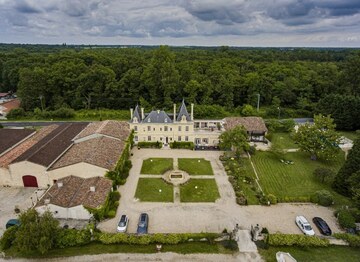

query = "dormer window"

[
  {"left": 133, "top": 117, "right": 138, "bottom": 123},
  {"left": 182, "top": 115, "right": 186, "bottom": 122},
  {"left": 165, "top": 118, "right": 168, "bottom": 123},
  {"left": 148, "top": 118, "right": 151, "bottom": 123}
]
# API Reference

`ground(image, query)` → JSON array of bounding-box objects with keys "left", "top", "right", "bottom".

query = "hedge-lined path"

[{"left": 98, "top": 149, "right": 343, "bottom": 255}]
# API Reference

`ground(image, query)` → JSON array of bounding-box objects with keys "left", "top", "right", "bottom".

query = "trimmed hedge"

[
  {"left": 138, "top": 141, "right": 163, "bottom": 148},
  {"left": 337, "top": 210, "right": 356, "bottom": 229},
  {"left": 97, "top": 232, "right": 219, "bottom": 245},
  {"left": 267, "top": 234, "right": 329, "bottom": 247},
  {"left": 170, "top": 141, "right": 194, "bottom": 150},
  {"left": 334, "top": 233, "right": 360, "bottom": 247},
  {"left": 55, "top": 228, "right": 92, "bottom": 248},
  {"left": 277, "top": 196, "right": 311, "bottom": 203}
]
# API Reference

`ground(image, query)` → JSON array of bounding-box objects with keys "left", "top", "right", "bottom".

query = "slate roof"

[
  {"left": 75, "top": 120, "right": 130, "bottom": 141},
  {"left": 177, "top": 100, "right": 191, "bottom": 122},
  {"left": 50, "top": 136, "right": 125, "bottom": 170},
  {"left": 12, "top": 123, "right": 87, "bottom": 167},
  {"left": 143, "top": 110, "right": 173, "bottom": 124},
  {"left": 224, "top": 117, "right": 268, "bottom": 133},
  {"left": 0, "top": 129, "right": 35, "bottom": 155},
  {"left": 0, "top": 125, "right": 58, "bottom": 168},
  {"left": 131, "top": 104, "right": 141, "bottom": 123},
  {"left": 36, "top": 176, "right": 112, "bottom": 209}
]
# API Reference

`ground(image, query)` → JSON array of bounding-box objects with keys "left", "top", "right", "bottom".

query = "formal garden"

[{"left": 136, "top": 158, "right": 219, "bottom": 202}]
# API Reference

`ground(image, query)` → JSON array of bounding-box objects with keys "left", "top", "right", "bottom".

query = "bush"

[
  {"left": 0, "top": 226, "right": 18, "bottom": 250},
  {"left": 337, "top": 210, "right": 356, "bottom": 229},
  {"left": 7, "top": 108, "right": 26, "bottom": 119},
  {"left": 107, "top": 210, "right": 116, "bottom": 218},
  {"left": 310, "top": 190, "right": 333, "bottom": 206},
  {"left": 52, "top": 107, "right": 76, "bottom": 118},
  {"left": 247, "top": 146, "right": 256, "bottom": 155},
  {"left": 170, "top": 141, "right": 194, "bottom": 149},
  {"left": 334, "top": 233, "right": 360, "bottom": 247},
  {"left": 267, "top": 234, "right": 329, "bottom": 247},
  {"left": 138, "top": 141, "right": 162, "bottom": 148},
  {"left": 267, "top": 194, "right": 277, "bottom": 205},
  {"left": 55, "top": 229, "right": 91, "bottom": 248},
  {"left": 277, "top": 196, "right": 311, "bottom": 203},
  {"left": 313, "top": 168, "right": 334, "bottom": 184}
]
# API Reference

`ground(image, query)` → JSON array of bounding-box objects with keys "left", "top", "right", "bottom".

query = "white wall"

[
  {"left": 36, "top": 203, "right": 91, "bottom": 220},
  {"left": 0, "top": 167, "right": 11, "bottom": 185},
  {"left": 9, "top": 161, "right": 49, "bottom": 188}
]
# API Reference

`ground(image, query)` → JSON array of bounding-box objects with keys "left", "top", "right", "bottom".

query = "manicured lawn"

[
  {"left": 258, "top": 246, "right": 360, "bottom": 262},
  {"left": 271, "top": 132, "right": 298, "bottom": 149},
  {"left": 338, "top": 131, "right": 359, "bottom": 141},
  {"left": 178, "top": 158, "right": 214, "bottom": 175},
  {"left": 180, "top": 179, "right": 220, "bottom": 202},
  {"left": 4, "top": 241, "right": 237, "bottom": 258},
  {"left": 135, "top": 178, "right": 173, "bottom": 202},
  {"left": 251, "top": 151, "right": 350, "bottom": 206},
  {"left": 140, "top": 158, "right": 173, "bottom": 174}
]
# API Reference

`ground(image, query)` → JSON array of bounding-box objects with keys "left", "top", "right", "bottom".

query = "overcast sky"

[{"left": 0, "top": 0, "right": 359, "bottom": 47}]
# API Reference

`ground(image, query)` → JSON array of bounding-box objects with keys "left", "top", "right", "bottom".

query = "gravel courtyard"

[{"left": 98, "top": 148, "right": 343, "bottom": 236}]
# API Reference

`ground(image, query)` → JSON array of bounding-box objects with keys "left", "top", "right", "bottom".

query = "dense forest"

[{"left": 0, "top": 44, "right": 359, "bottom": 129}]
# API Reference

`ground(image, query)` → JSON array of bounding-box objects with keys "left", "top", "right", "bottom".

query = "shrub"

[
  {"left": 247, "top": 146, "right": 256, "bottom": 155},
  {"left": 267, "top": 194, "right": 277, "bottom": 205},
  {"left": 107, "top": 210, "right": 116, "bottom": 218},
  {"left": 55, "top": 229, "right": 91, "bottom": 248},
  {"left": 334, "top": 233, "right": 360, "bottom": 247},
  {"left": 0, "top": 226, "right": 18, "bottom": 250},
  {"left": 267, "top": 234, "right": 329, "bottom": 247},
  {"left": 310, "top": 190, "right": 333, "bottom": 206},
  {"left": 259, "top": 194, "right": 270, "bottom": 205},
  {"left": 337, "top": 210, "right": 356, "bottom": 229},
  {"left": 52, "top": 107, "right": 76, "bottom": 119},
  {"left": 313, "top": 168, "right": 335, "bottom": 184},
  {"left": 138, "top": 141, "right": 162, "bottom": 148},
  {"left": 111, "top": 191, "right": 120, "bottom": 201},
  {"left": 7, "top": 108, "right": 26, "bottom": 119},
  {"left": 170, "top": 141, "right": 194, "bottom": 150}
]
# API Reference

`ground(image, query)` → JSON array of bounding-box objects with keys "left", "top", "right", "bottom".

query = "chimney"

[
  {"left": 191, "top": 103, "right": 194, "bottom": 121},
  {"left": 173, "top": 104, "right": 176, "bottom": 122},
  {"left": 57, "top": 182, "right": 63, "bottom": 188},
  {"left": 141, "top": 108, "right": 144, "bottom": 120},
  {"left": 90, "top": 186, "right": 96, "bottom": 192},
  {"left": 130, "top": 108, "right": 133, "bottom": 120}
]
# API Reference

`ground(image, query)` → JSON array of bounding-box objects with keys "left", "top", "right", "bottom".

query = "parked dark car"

[
  {"left": 137, "top": 213, "right": 149, "bottom": 234},
  {"left": 6, "top": 219, "right": 20, "bottom": 229},
  {"left": 312, "top": 217, "right": 332, "bottom": 236}
]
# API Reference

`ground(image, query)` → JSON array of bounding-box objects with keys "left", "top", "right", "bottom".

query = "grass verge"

[
  {"left": 271, "top": 132, "right": 298, "bottom": 149},
  {"left": 178, "top": 158, "right": 214, "bottom": 175},
  {"left": 135, "top": 178, "right": 173, "bottom": 202},
  {"left": 258, "top": 245, "right": 360, "bottom": 262},
  {"left": 140, "top": 158, "right": 173, "bottom": 174},
  {"left": 3, "top": 241, "right": 237, "bottom": 258},
  {"left": 180, "top": 179, "right": 220, "bottom": 202}
]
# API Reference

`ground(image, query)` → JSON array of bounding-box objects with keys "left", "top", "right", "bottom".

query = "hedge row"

[
  {"left": 97, "top": 232, "right": 219, "bottom": 245},
  {"left": 55, "top": 228, "right": 92, "bottom": 248},
  {"left": 137, "top": 141, "right": 163, "bottom": 148},
  {"left": 276, "top": 196, "right": 311, "bottom": 203},
  {"left": 170, "top": 141, "right": 194, "bottom": 149},
  {"left": 334, "top": 233, "right": 360, "bottom": 247},
  {"left": 267, "top": 234, "right": 329, "bottom": 247}
]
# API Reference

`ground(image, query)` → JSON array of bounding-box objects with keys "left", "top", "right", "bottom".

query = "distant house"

[
  {"left": 224, "top": 117, "right": 268, "bottom": 142},
  {"left": 35, "top": 175, "right": 112, "bottom": 220}
]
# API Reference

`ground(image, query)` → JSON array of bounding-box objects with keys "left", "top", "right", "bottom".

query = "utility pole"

[{"left": 256, "top": 93, "right": 260, "bottom": 112}]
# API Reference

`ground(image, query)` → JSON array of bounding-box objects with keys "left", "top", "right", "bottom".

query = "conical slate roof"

[
  {"left": 177, "top": 100, "right": 191, "bottom": 122},
  {"left": 132, "top": 104, "right": 141, "bottom": 122}
]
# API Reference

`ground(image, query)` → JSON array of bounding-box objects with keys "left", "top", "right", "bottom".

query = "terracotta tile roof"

[
  {"left": 0, "top": 125, "right": 58, "bottom": 168},
  {"left": 0, "top": 129, "right": 35, "bottom": 155},
  {"left": 0, "top": 98, "right": 20, "bottom": 113},
  {"left": 36, "top": 176, "right": 112, "bottom": 209},
  {"left": 12, "top": 123, "right": 87, "bottom": 167},
  {"left": 224, "top": 117, "right": 268, "bottom": 133},
  {"left": 75, "top": 120, "right": 130, "bottom": 141},
  {"left": 50, "top": 136, "right": 125, "bottom": 170}
]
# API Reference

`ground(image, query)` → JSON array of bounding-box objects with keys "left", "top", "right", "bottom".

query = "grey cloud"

[{"left": 14, "top": 0, "right": 41, "bottom": 14}]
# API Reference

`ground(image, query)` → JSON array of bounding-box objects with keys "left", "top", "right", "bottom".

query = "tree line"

[{"left": 0, "top": 45, "right": 359, "bottom": 127}]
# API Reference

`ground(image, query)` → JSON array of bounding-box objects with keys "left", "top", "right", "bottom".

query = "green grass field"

[
  {"left": 140, "top": 158, "right": 173, "bottom": 174},
  {"left": 338, "top": 131, "right": 359, "bottom": 141},
  {"left": 271, "top": 132, "right": 298, "bottom": 149},
  {"left": 178, "top": 158, "right": 214, "bottom": 175},
  {"left": 135, "top": 178, "right": 173, "bottom": 202},
  {"left": 251, "top": 151, "right": 350, "bottom": 205},
  {"left": 180, "top": 179, "right": 220, "bottom": 202},
  {"left": 259, "top": 246, "right": 360, "bottom": 262}
]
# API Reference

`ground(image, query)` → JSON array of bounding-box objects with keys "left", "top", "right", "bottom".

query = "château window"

[
  {"left": 178, "top": 126, "right": 181, "bottom": 131},
  {"left": 148, "top": 136, "right": 151, "bottom": 141},
  {"left": 185, "top": 126, "right": 189, "bottom": 131},
  {"left": 134, "top": 126, "right": 138, "bottom": 131},
  {"left": 134, "top": 136, "right": 138, "bottom": 141},
  {"left": 185, "top": 136, "right": 189, "bottom": 141},
  {"left": 164, "top": 126, "right": 168, "bottom": 131},
  {"left": 178, "top": 136, "right": 181, "bottom": 141},
  {"left": 147, "top": 126, "right": 151, "bottom": 131}
]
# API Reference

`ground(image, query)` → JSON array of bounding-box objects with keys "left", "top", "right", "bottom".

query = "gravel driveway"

[{"left": 98, "top": 148, "right": 343, "bottom": 236}]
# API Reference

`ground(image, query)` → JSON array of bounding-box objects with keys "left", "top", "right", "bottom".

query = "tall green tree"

[
  {"left": 333, "top": 138, "right": 360, "bottom": 196},
  {"left": 293, "top": 114, "right": 341, "bottom": 160},
  {"left": 219, "top": 125, "right": 249, "bottom": 157},
  {"left": 13, "top": 209, "right": 59, "bottom": 254}
]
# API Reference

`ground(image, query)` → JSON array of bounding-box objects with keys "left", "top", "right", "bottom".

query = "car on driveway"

[
  {"left": 117, "top": 215, "right": 129, "bottom": 233},
  {"left": 295, "top": 215, "right": 315, "bottom": 236},
  {"left": 312, "top": 217, "right": 332, "bottom": 236},
  {"left": 137, "top": 213, "right": 149, "bottom": 234}
]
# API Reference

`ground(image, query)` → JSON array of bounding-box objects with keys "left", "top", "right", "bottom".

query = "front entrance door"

[
  {"left": 166, "top": 137, "right": 168, "bottom": 144},
  {"left": 22, "top": 175, "right": 38, "bottom": 187}
]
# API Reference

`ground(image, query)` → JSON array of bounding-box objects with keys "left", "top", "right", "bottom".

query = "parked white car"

[
  {"left": 117, "top": 215, "right": 129, "bottom": 233},
  {"left": 295, "top": 215, "right": 315, "bottom": 236}
]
